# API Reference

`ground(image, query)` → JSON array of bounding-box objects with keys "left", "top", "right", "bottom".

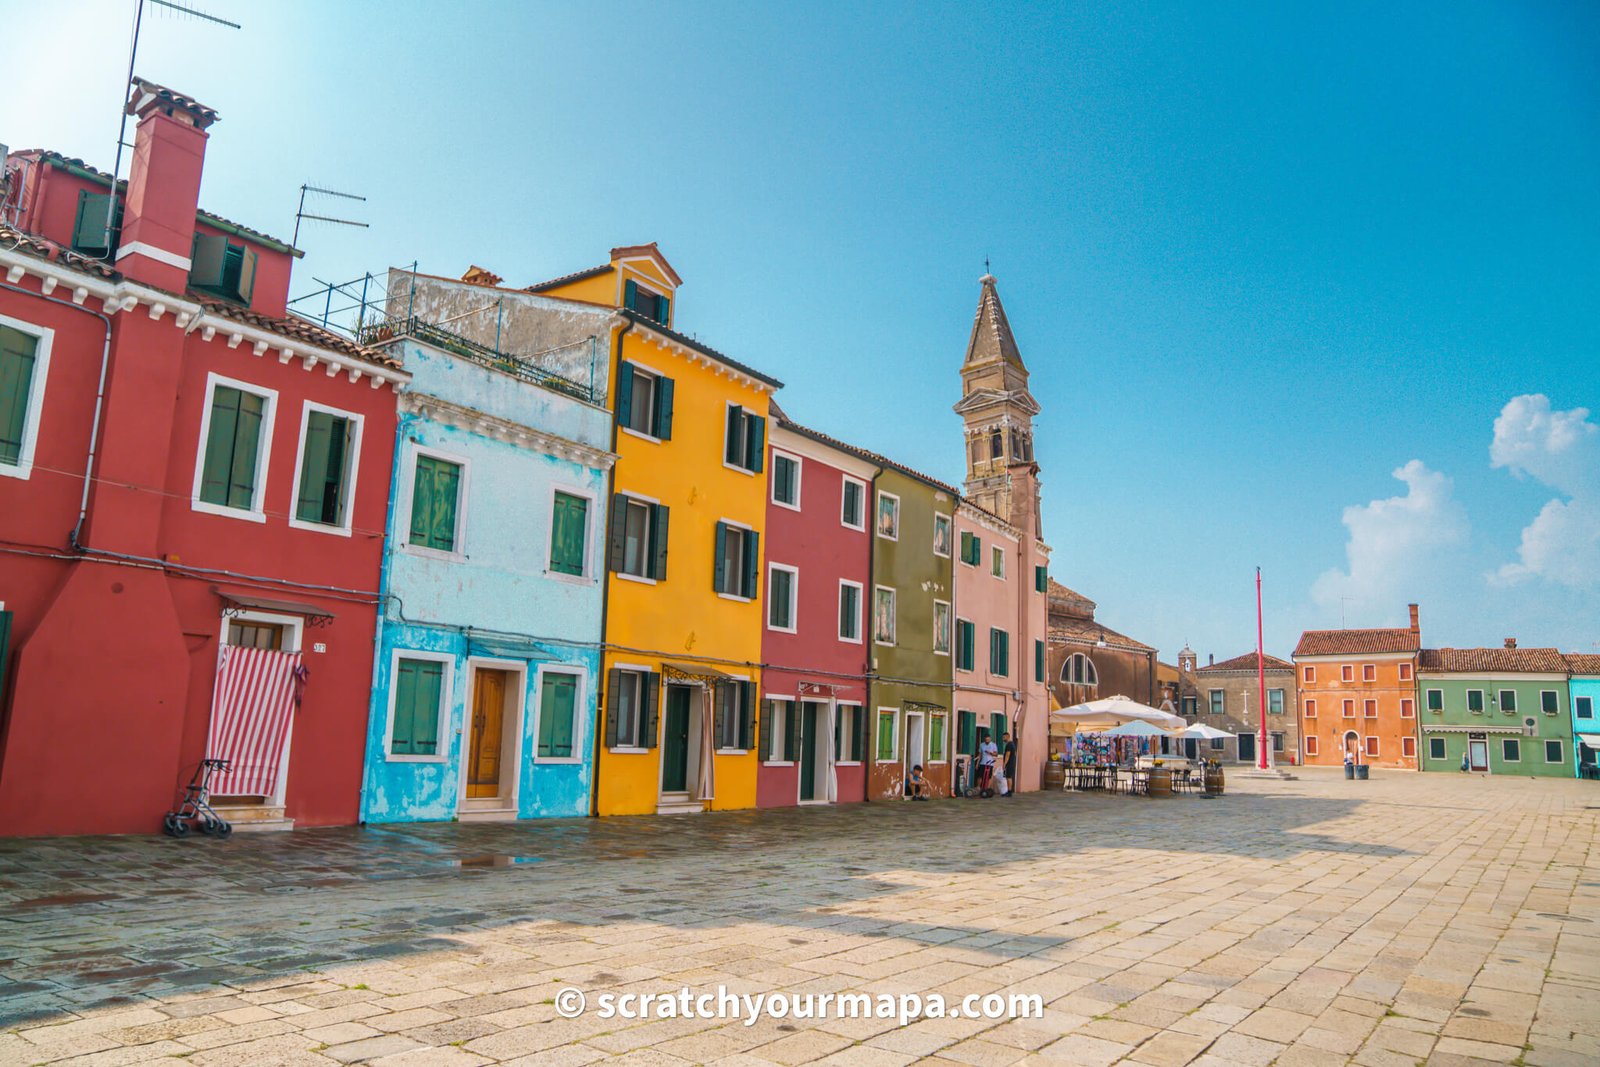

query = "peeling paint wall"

[{"left": 361, "top": 338, "right": 611, "bottom": 823}]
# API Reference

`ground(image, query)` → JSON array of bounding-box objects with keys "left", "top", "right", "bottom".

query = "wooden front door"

[
  {"left": 661, "top": 685, "right": 692, "bottom": 793},
  {"left": 1237, "top": 731, "right": 1255, "bottom": 764},
  {"left": 468, "top": 668, "right": 509, "bottom": 798},
  {"left": 799, "top": 702, "right": 820, "bottom": 801}
]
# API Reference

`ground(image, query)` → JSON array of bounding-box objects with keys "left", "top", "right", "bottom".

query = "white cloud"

[
  {"left": 1491, "top": 395, "right": 1600, "bottom": 589},
  {"left": 1312, "top": 460, "right": 1469, "bottom": 614}
]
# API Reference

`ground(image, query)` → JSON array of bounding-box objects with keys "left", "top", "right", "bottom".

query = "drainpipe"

[
  {"left": 862, "top": 467, "right": 883, "bottom": 803},
  {"left": 589, "top": 317, "right": 632, "bottom": 818},
  {"left": 0, "top": 278, "right": 114, "bottom": 552},
  {"left": 361, "top": 400, "right": 412, "bottom": 824}
]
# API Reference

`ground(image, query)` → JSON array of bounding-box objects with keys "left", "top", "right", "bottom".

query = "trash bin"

[
  {"left": 1344, "top": 763, "right": 1354, "bottom": 779},
  {"left": 1355, "top": 764, "right": 1369, "bottom": 780}
]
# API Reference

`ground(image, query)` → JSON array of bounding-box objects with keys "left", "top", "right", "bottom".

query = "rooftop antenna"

[
  {"left": 292, "top": 183, "right": 369, "bottom": 249},
  {"left": 104, "top": 0, "right": 241, "bottom": 259}
]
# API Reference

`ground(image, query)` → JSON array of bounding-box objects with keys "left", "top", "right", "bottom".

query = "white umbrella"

[
  {"left": 1179, "top": 721, "right": 1231, "bottom": 763},
  {"left": 1051, "top": 695, "right": 1186, "bottom": 732},
  {"left": 1102, "top": 720, "right": 1167, "bottom": 738}
]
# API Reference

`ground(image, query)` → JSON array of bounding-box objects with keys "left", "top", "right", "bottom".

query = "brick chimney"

[
  {"left": 1408, "top": 603, "right": 1420, "bottom": 636},
  {"left": 115, "top": 78, "right": 218, "bottom": 291},
  {"left": 1504, "top": 637, "right": 1517, "bottom": 649}
]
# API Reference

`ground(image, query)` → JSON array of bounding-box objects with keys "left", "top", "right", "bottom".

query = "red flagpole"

[{"left": 1257, "top": 567, "right": 1268, "bottom": 770}]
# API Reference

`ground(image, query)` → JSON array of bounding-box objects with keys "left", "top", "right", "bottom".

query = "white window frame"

[
  {"left": 614, "top": 491, "right": 660, "bottom": 585},
  {"left": 400, "top": 443, "right": 471, "bottom": 561},
  {"left": 932, "top": 513, "right": 952, "bottom": 558},
  {"left": 1544, "top": 739, "right": 1564, "bottom": 764},
  {"left": 766, "top": 562, "right": 799, "bottom": 633},
  {"left": 840, "top": 476, "right": 867, "bottom": 531},
  {"left": 383, "top": 647, "right": 455, "bottom": 764},
  {"left": 1209, "top": 689, "right": 1225, "bottom": 715},
  {"left": 190, "top": 371, "right": 278, "bottom": 523},
  {"left": 716, "top": 676, "right": 750, "bottom": 753},
  {"left": 1303, "top": 698, "right": 1316, "bottom": 718},
  {"left": 1426, "top": 687, "right": 1444, "bottom": 713},
  {"left": 932, "top": 599, "right": 951, "bottom": 657},
  {"left": 1577, "top": 695, "right": 1594, "bottom": 721},
  {"left": 990, "top": 544, "right": 1005, "bottom": 579},
  {"left": 835, "top": 703, "right": 861, "bottom": 765},
  {"left": 876, "top": 490, "right": 900, "bottom": 541},
  {"left": 1365, "top": 735, "right": 1380, "bottom": 759},
  {"left": 763, "top": 696, "right": 793, "bottom": 766},
  {"left": 531, "top": 665, "right": 586, "bottom": 765},
  {"left": 618, "top": 360, "right": 664, "bottom": 443},
  {"left": 545, "top": 481, "right": 600, "bottom": 584},
  {"left": 1303, "top": 665, "right": 1316, "bottom": 683},
  {"left": 837, "top": 579, "right": 863, "bottom": 644},
  {"left": 286, "top": 400, "right": 364, "bottom": 537},
  {"left": 0, "top": 313, "right": 54, "bottom": 481},
  {"left": 1362, "top": 663, "right": 1376, "bottom": 682},
  {"left": 1363, "top": 698, "right": 1377, "bottom": 719},
  {"left": 1540, "top": 689, "right": 1559, "bottom": 716},
  {"left": 722, "top": 401, "right": 760, "bottom": 477},
  {"left": 955, "top": 617, "right": 974, "bottom": 674},
  {"left": 1398, "top": 662, "right": 1413, "bottom": 682},
  {"left": 928, "top": 711, "right": 948, "bottom": 764},
  {"left": 873, "top": 585, "right": 896, "bottom": 646},
  {"left": 1400, "top": 697, "right": 1414, "bottom": 718},
  {"left": 609, "top": 664, "right": 652, "bottom": 752},
  {"left": 1268, "top": 688, "right": 1285, "bottom": 714},
  {"left": 875, "top": 706, "right": 899, "bottom": 764},
  {"left": 1502, "top": 737, "right": 1521, "bottom": 763},
  {"left": 1341, "top": 664, "right": 1354, "bottom": 682},
  {"left": 715, "top": 516, "right": 756, "bottom": 603},
  {"left": 1402, "top": 736, "right": 1416, "bottom": 758},
  {"left": 1467, "top": 688, "right": 1485, "bottom": 714},
  {"left": 770, "top": 450, "right": 802, "bottom": 511},
  {"left": 1428, "top": 736, "right": 1446, "bottom": 761},
  {"left": 1498, "top": 689, "right": 1517, "bottom": 714}
]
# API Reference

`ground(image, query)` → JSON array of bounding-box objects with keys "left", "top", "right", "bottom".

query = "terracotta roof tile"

[
  {"left": 0, "top": 222, "right": 119, "bottom": 278},
  {"left": 524, "top": 263, "right": 612, "bottom": 293},
  {"left": 1564, "top": 654, "right": 1600, "bottom": 675},
  {"left": 1294, "top": 628, "right": 1419, "bottom": 656},
  {"left": 126, "top": 77, "right": 219, "bottom": 128},
  {"left": 1198, "top": 652, "right": 1295, "bottom": 673},
  {"left": 1418, "top": 647, "right": 1570, "bottom": 674},
  {"left": 1049, "top": 615, "right": 1155, "bottom": 653},
  {"left": 199, "top": 300, "right": 401, "bottom": 369},
  {"left": 772, "top": 409, "right": 961, "bottom": 496}
]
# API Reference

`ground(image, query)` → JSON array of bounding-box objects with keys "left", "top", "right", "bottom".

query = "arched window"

[{"left": 1061, "top": 653, "right": 1098, "bottom": 687}]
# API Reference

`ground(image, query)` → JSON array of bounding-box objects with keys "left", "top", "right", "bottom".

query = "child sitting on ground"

[{"left": 908, "top": 764, "right": 930, "bottom": 800}]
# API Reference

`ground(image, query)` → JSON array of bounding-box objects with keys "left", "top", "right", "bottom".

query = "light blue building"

[
  {"left": 361, "top": 303, "right": 614, "bottom": 823},
  {"left": 1570, "top": 655, "right": 1600, "bottom": 780}
]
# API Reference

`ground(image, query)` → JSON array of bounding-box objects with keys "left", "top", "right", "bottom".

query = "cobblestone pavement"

[{"left": 2, "top": 768, "right": 1597, "bottom": 1066}]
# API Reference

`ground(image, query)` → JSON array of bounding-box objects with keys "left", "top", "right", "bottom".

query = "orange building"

[{"left": 1293, "top": 604, "right": 1422, "bottom": 770}]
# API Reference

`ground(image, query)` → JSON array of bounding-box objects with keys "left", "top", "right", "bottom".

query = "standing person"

[
  {"left": 1001, "top": 729, "right": 1017, "bottom": 797},
  {"left": 978, "top": 728, "right": 999, "bottom": 795}
]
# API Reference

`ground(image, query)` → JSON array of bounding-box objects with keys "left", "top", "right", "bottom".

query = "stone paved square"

[{"left": 3, "top": 768, "right": 1597, "bottom": 1065}]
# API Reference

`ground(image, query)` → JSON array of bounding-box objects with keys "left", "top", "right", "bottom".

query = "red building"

[
  {"left": 756, "top": 407, "right": 875, "bottom": 807},
  {"left": 0, "top": 80, "right": 406, "bottom": 835}
]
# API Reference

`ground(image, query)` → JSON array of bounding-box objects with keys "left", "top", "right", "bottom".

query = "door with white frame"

[
  {"left": 902, "top": 710, "right": 925, "bottom": 796},
  {"left": 211, "top": 609, "right": 303, "bottom": 810}
]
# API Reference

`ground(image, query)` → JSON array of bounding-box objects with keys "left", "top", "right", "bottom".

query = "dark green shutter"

[
  {"left": 833, "top": 709, "right": 843, "bottom": 760},
  {"left": 999, "top": 631, "right": 1010, "bottom": 677},
  {"left": 650, "top": 503, "right": 670, "bottom": 580},
  {"left": 725, "top": 406, "right": 743, "bottom": 465},
  {"left": 551, "top": 492, "right": 587, "bottom": 575},
  {"left": 605, "top": 668, "right": 623, "bottom": 747},
  {"left": 786, "top": 701, "right": 801, "bottom": 761},
  {"left": 642, "top": 672, "right": 660, "bottom": 748},
  {"left": 391, "top": 659, "right": 417, "bottom": 752},
  {"left": 1035, "top": 565, "right": 1048, "bottom": 593},
  {"left": 991, "top": 713, "right": 1006, "bottom": 745},
  {"left": 607, "top": 494, "right": 629, "bottom": 572},
  {"left": 713, "top": 684, "right": 728, "bottom": 750},
  {"left": 0, "top": 326, "right": 40, "bottom": 466},
  {"left": 226, "top": 392, "right": 264, "bottom": 509},
  {"left": 746, "top": 414, "right": 765, "bottom": 473},
  {"left": 200, "top": 386, "right": 264, "bottom": 509},
  {"left": 741, "top": 682, "right": 756, "bottom": 750},
  {"left": 295, "top": 411, "right": 348, "bottom": 524},
  {"left": 1035, "top": 639, "right": 1045, "bottom": 682},
  {"left": 623, "top": 278, "right": 638, "bottom": 311},
  {"left": 759, "top": 700, "right": 774, "bottom": 760},
  {"left": 714, "top": 521, "right": 729, "bottom": 592},
  {"left": 409, "top": 456, "right": 434, "bottom": 544},
  {"left": 852, "top": 706, "right": 866, "bottom": 761},
  {"left": 392, "top": 659, "right": 442, "bottom": 755},
  {"left": 743, "top": 531, "right": 760, "bottom": 599},
  {"left": 654, "top": 376, "right": 674, "bottom": 440},
  {"left": 615, "top": 361, "right": 634, "bottom": 427},
  {"left": 410, "top": 455, "right": 460, "bottom": 550},
  {"left": 190, "top": 234, "right": 228, "bottom": 290},
  {"left": 72, "top": 191, "right": 118, "bottom": 255},
  {"left": 538, "top": 673, "right": 576, "bottom": 758},
  {"left": 658, "top": 294, "right": 670, "bottom": 325}
]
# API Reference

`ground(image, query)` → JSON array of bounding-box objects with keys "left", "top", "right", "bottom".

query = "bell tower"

[{"left": 954, "top": 274, "right": 1041, "bottom": 531}]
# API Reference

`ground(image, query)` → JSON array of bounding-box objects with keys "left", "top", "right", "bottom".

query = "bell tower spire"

[{"left": 955, "top": 274, "right": 1041, "bottom": 530}]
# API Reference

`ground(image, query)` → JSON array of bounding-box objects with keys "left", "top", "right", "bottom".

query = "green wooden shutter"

[
  {"left": 725, "top": 406, "right": 743, "bottom": 465},
  {"left": 877, "top": 711, "right": 895, "bottom": 760},
  {"left": 746, "top": 414, "right": 765, "bottom": 473},
  {"left": 642, "top": 672, "right": 660, "bottom": 748},
  {"left": 605, "top": 668, "right": 623, "bottom": 747},
  {"left": 959, "top": 710, "right": 976, "bottom": 756},
  {"left": 930, "top": 714, "right": 945, "bottom": 761},
  {"left": 615, "top": 361, "right": 634, "bottom": 428},
  {"left": 225, "top": 391, "right": 264, "bottom": 509},
  {"left": 852, "top": 705, "right": 866, "bottom": 761},
  {"left": 0, "top": 326, "right": 39, "bottom": 466},
  {"left": 538, "top": 673, "right": 576, "bottom": 758},
  {"left": 1035, "top": 565, "right": 1048, "bottom": 593},
  {"left": 743, "top": 531, "right": 760, "bottom": 599},
  {"left": 72, "top": 191, "right": 117, "bottom": 255},
  {"left": 741, "top": 682, "right": 756, "bottom": 750},
  {"left": 295, "top": 411, "right": 345, "bottom": 524},
  {"left": 991, "top": 713, "right": 1006, "bottom": 745},
  {"left": 650, "top": 503, "right": 670, "bottom": 580},
  {"left": 759, "top": 700, "right": 774, "bottom": 760},
  {"left": 199, "top": 388, "right": 240, "bottom": 505},
  {"left": 550, "top": 492, "right": 588, "bottom": 575},
  {"left": 658, "top": 294, "right": 670, "bottom": 325},
  {"left": 624, "top": 278, "right": 639, "bottom": 311},
  {"left": 713, "top": 521, "right": 729, "bottom": 592},
  {"left": 414, "top": 661, "right": 443, "bottom": 754},
  {"left": 712, "top": 684, "right": 728, "bottom": 750},
  {"left": 654, "top": 376, "right": 674, "bottom": 440},
  {"left": 190, "top": 234, "right": 229, "bottom": 290},
  {"left": 391, "top": 659, "right": 417, "bottom": 753},
  {"left": 1000, "top": 631, "right": 1010, "bottom": 677},
  {"left": 1035, "top": 639, "right": 1045, "bottom": 682},
  {"left": 607, "top": 494, "right": 629, "bottom": 572},
  {"left": 410, "top": 456, "right": 436, "bottom": 544},
  {"left": 430, "top": 460, "right": 460, "bottom": 550},
  {"left": 833, "top": 709, "right": 843, "bottom": 761},
  {"left": 786, "top": 701, "right": 801, "bottom": 761}
]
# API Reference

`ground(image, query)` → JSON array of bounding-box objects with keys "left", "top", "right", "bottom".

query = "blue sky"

[{"left": 8, "top": 1, "right": 1598, "bottom": 661}]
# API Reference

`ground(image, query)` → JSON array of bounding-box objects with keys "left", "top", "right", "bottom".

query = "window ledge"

[
  {"left": 607, "top": 746, "right": 650, "bottom": 754},
  {"left": 717, "top": 592, "right": 753, "bottom": 603},
  {"left": 385, "top": 754, "right": 447, "bottom": 764},
  {"left": 834, "top": 760, "right": 862, "bottom": 767},
  {"left": 533, "top": 756, "right": 583, "bottom": 765},
  {"left": 840, "top": 520, "right": 866, "bottom": 533},
  {"left": 767, "top": 623, "right": 798, "bottom": 635},
  {"left": 620, "top": 426, "right": 662, "bottom": 444},
  {"left": 616, "top": 572, "right": 658, "bottom": 586},
  {"left": 773, "top": 499, "right": 802, "bottom": 512},
  {"left": 545, "top": 569, "right": 599, "bottom": 586},
  {"left": 402, "top": 543, "right": 466, "bottom": 563},
  {"left": 763, "top": 760, "right": 795, "bottom": 768},
  {"left": 288, "top": 517, "right": 354, "bottom": 538},
  {"left": 715, "top": 748, "right": 749, "bottom": 756},
  {"left": 191, "top": 499, "right": 268, "bottom": 524},
  {"left": 0, "top": 462, "right": 35, "bottom": 480},
  {"left": 722, "top": 462, "right": 758, "bottom": 478}
]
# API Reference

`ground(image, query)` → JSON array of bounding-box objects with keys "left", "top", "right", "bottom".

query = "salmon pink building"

[
  {"left": 756, "top": 407, "right": 875, "bottom": 807},
  {"left": 0, "top": 80, "right": 406, "bottom": 835},
  {"left": 1293, "top": 605, "right": 1423, "bottom": 770}
]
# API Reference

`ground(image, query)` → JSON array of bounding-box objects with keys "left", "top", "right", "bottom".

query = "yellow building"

[{"left": 533, "top": 245, "right": 782, "bottom": 815}]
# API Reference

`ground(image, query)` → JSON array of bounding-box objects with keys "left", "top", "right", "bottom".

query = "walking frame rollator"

[{"left": 163, "top": 758, "right": 233, "bottom": 839}]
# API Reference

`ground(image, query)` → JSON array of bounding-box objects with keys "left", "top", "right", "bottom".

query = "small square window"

[
  {"left": 771, "top": 453, "right": 801, "bottom": 508},
  {"left": 1303, "top": 666, "right": 1316, "bottom": 683},
  {"left": 1499, "top": 689, "right": 1517, "bottom": 714},
  {"left": 1362, "top": 664, "right": 1376, "bottom": 682},
  {"left": 1341, "top": 665, "right": 1354, "bottom": 682},
  {"left": 1401, "top": 736, "right": 1416, "bottom": 758},
  {"left": 1545, "top": 739, "right": 1564, "bottom": 764},
  {"left": 1540, "top": 690, "right": 1559, "bottom": 715},
  {"left": 876, "top": 492, "right": 900, "bottom": 540},
  {"left": 1428, "top": 737, "right": 1446, "bottom": 760},
  {"left": 1502, "top": 738, "right": 1521, "bottom": 762},
  {"left": 841, "top": 478, "right": 866, "bottom": 530},
  {"left": 990, "top": 545, "right": 1005, "bottom": 578},
  {"left": 932, "top": 514, "right": 952, "bottom": 557},
  {"left": 767, "top": 565, "right": 797, "bottom": 632}
]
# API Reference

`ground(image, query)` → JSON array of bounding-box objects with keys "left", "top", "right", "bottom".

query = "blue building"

[
  {"left": 1569, "top": 654, "right": 1600, "bottom": 780},
  {"left": 361, "top": 304, "right": 614, "bottom": 823}
]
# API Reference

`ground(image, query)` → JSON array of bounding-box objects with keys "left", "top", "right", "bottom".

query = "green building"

[{"left": 1417, "top": 646, "right": 1572, "bottom": 776}]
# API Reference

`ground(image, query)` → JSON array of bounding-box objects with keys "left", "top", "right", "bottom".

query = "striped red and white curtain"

[{"left": 205, "top": 646, "right": 304, "bottom": 797}]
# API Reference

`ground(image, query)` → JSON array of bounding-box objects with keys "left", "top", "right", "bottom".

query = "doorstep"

[
  {"left": 656, "top": 794, "right": 704, "bottom": 816},
  {"left": 209, "top": 804, "right": 294, "bottom": 833}
]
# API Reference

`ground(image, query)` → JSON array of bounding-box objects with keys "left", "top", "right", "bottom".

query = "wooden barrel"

[
  {"left": 1042, "top": 762, "right": 1066, "bottom": 791},
  {"left": 1205, "top": 767, "right": 1225, "bottom": 795},
  {"left": 1148, "top": 768, "right": 1172, "bottom": 796}
]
